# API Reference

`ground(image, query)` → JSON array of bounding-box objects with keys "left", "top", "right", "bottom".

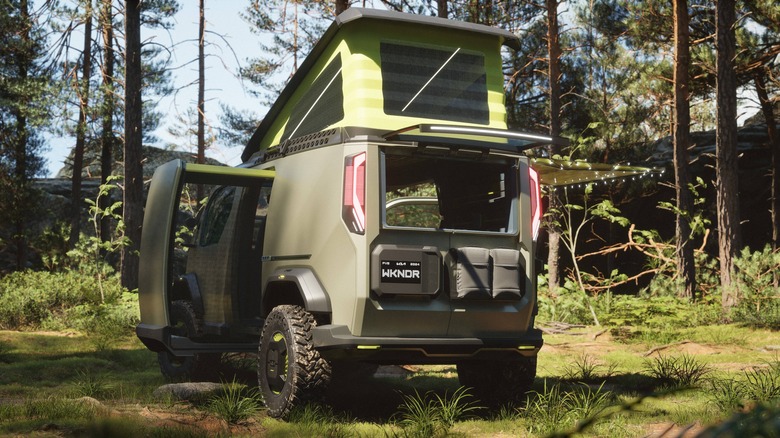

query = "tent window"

[
  {"left": 282, "top": 55, "right": 344, "bottom": 141},
  {"left": 381, "top": 42, "right": 488, "bottom": 124}
]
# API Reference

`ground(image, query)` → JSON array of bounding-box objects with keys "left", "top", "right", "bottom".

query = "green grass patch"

[{"left": 0, "top": 323, "right": 779, "bottom": 437}]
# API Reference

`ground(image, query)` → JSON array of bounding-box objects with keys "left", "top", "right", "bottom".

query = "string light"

[{"left": 529, "top": 157, "right": 665, "bottom": 192}]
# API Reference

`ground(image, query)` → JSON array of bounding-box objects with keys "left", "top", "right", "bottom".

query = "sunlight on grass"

[{"left": 0, "top": 327, "right": 779, "bottom": 436}]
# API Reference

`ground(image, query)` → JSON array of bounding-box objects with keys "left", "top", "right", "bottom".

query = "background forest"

[
  {"left": 1, "top": 0, "right": 780, "bottom": 434},
  {"left": 1, "top": 0, "right": 779, "bottom": 326}
]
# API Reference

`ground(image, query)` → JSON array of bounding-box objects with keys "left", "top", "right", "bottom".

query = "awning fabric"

[{"left": 531, "top": 158, "right": 665, "bottom": 187}]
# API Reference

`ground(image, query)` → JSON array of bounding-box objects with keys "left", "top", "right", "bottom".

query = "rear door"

[{"left": 138, "top": 160, "right": 275, "bottom": 339}]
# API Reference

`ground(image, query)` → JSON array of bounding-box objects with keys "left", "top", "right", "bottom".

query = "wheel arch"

[{"left": 262, "top": 268, "right": 331, "bottom": 318}]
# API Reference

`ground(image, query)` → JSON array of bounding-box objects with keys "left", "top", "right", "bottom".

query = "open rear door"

[{"left": 136, "top": 159, "right": 275, "bottom": 352}]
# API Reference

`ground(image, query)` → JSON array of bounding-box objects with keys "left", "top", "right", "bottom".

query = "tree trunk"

[
  {"left": 69, "top": 0, "right": 93, "bottom": 249},
  {"left": 335, "top": 0, "right": 349, "bottom": 15},
  {"left": 715, "top": 0, "right": 742, "bottom": 309},
  {"left": 13, "top": 0, "right": 32, "bottom": 269},
  {"left": 673, "top": 0, "right": 696, "bottom": 299},
  {"left": 99, "top": 0, "right": 115, "bottom": 243},
  {"left": 122, "top": 0, "right": 143, "bottom": 290},
  {"left": 546, "top": 0, "right": 562, "bottom": 296},
  {"left": 197, "top": 0, "right": 206, "bottom": 202},
  {"left": 437, "top": 0, "right": 448, "bottom": 18},
  {"left": 755, "top": 72, "right": 780, "bottom": 249}
]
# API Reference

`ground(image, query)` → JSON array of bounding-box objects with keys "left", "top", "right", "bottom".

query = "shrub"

[
  {"left": 0, "top": 270, "right": 133, "bottom": 332},
  {"left": 537, "top": 277, "right": 597, "bottom": 325},
  {"left": 70, "top": 369, "right": 114, "bottom": 399},
  {"left": 709, "top": 361, "right": 780, "bottom": 412},
  {"left": 63, "top": 292, "right": 140, "bottom": 349},
  {"left": 598, "top": 293, "right": 720, "bottom": 330},
  {"left": 729, "top": 245, "right": 780, "bottom": 329}
]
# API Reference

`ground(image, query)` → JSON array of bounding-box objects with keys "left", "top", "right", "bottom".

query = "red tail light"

[
  {"left": 529, "top": 167, "right": 541, "bottom": 240},
  {"left": 343, "top": 152, "right": 366, "bottom": 234}
]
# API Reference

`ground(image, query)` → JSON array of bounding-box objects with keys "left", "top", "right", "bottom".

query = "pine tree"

[
  {"left": 197, "top": 0, "right": 206, "bottom": 201},
  {"left": 98, "top": 0, "right": 115, "bottom": 244},
  {"left": 546, "top": 0, "right": 563, "bottom": 295},
  {"left": 122, "top": 0, "right": 143, "bottom": 290},
  {"left": 0, "top": 0, "right": 50, "bottom": 269},
  {"left": 673, "top": 0, "right": 696, "bottom": 299},
  {"left": 716, "top": 0, "right": 742, "bottom": 309},
  {"left": 220, "top": 0, "right": 332, "bottom": 146},
  {"left": 69, "top": 0, "right": 94, "bottom": 248},
  {"left": 741, "top": 0, "right": 780, "bottom": 248}
]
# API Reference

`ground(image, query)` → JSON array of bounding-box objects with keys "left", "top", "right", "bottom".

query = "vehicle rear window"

[{"left": 383, "top": 151, "right": 517, "bottom": 233}]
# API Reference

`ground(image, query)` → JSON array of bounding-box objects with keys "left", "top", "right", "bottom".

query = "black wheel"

[
  {"left": 457, "top": 356, "right": 537, "bottom": 405},
  {"left": 257, "top": 305, "right": 331, "bottom": 418},
  {"left": 157, "top": 300, "right": 220, "bottom": 382}
]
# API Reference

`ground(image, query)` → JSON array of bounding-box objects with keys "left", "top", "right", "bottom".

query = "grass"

[
  {"left": 0, "top": 326, "right": 779, "bottom": 437},
  {"left": 644, "top": 354, "right": 711, "bottom": 388},
  {"left": 561, "top": 353, "right": 617, "bottom": 382},
  {"left": 205, "top": 379, "right": 261, "bottom": 424},
  {"left": 394, "top": 386, "right": 482, "bottom": 437}
]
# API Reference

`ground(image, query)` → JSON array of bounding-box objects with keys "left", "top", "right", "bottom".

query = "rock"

[
  {"left": 374, "top": 365, "right": 415, "bottom": 378},
  {"left": 74, "top": 396, "right": 118, "bottom": 416},
  {"left": 153, "top": 382, "right": 226, "bottom": 402}
]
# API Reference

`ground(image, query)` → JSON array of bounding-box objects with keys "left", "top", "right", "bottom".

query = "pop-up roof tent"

[{"left": 241, "top": 8, "right": 659, "bottom": 186}]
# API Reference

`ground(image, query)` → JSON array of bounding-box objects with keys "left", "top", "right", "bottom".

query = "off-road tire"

[
  {"left": 157, "top": 300, "right": 221, "bottom": 382},
  {"left": 257, "top": 305, "right": 331, "bottom": 418},
  {"left": 457, "top": 356, "right": 537, "bottom": 405}
]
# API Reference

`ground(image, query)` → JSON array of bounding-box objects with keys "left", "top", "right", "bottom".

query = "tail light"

[
  {"left": 529, "top": 167, "right": 541, "bottom": 240},
  {"left": 343, "top": 152, "right": 366, "bottom": 234}
]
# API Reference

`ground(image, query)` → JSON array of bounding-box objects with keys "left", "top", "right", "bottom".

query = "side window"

[
  {"left": 198, "top": 186, "right": 236, "bottom": 247},
  {"left": 252, "top": 185, "right": 272, "bottom": 252}
]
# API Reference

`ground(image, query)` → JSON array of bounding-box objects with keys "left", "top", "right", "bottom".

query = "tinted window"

[
  {"left": 381, "top": 42, "right": 489, "bottom": 124},
  {"left": 199, "top": 186, "right": 236, "bottom": 246},
  {"left": 282, "top": 55, "right": 344, "bottom": 141},
  {"left": 384, "top": 152, "right": 517, "bottom": 233}
]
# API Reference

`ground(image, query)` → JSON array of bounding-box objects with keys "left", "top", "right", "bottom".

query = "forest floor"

[{"left": 1, "top": 323, "right": 779, "bottom": 437}]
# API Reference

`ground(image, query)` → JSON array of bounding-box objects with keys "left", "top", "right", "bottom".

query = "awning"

[{"left": 531, "top": 157, "right": 665, "bottom": 187}]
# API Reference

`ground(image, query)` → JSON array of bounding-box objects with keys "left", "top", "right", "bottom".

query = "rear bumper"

[
  {"left": 138, "top": 322, "right": 543, "bottom": 364},
  {"left": 312, "top": 324, "right": 543, "bottom": 364}
]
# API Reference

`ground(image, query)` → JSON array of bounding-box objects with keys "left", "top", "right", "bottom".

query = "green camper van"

[{"left": 137, "top": 8, "right": 564, "bottom": 418}]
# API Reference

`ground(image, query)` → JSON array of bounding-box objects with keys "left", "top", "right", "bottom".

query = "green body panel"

[
  {"left": 138, "top": 160, "right": 184, "bottom": 329},
  {"left": 257, "top": 142, "right": 372, "bottom": 333}
]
